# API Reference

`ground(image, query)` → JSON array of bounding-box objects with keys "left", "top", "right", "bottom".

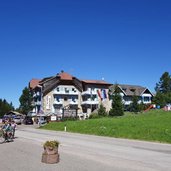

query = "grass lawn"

[{"left": 41, "top": 109, "right": 171, "bottom": 143}]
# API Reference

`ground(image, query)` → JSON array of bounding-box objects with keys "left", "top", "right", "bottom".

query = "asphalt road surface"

[{"left": 0, "top": 124, "right": 171, "bottom": 171}]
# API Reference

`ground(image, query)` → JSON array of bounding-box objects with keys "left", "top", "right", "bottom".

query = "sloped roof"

[
  {"left": 29, "top": 71, "right": 111, "bottom": 95},
  {"left": 5, "top": 111, "right": 24, "bottom": 116},
  {"left": 29, "top": 79, "right": 41, "bottom": 89},
  {"left": 82, "top": 80, "right": 112, "bottom": 85},
  {"left": 57, "top": 72, "right": 73, "bottom": 80},
  {"left": 119, "top": 84, "right": 146, "bottom": 96},
  {"left": 39, "top": 76, "right": 53, "bottom": 84},
  {"left": 110, "top": 84, "right": 153, "bottom": 96},
  {"left": 42, "top": 72, "right": 82, "bottom": 95}
]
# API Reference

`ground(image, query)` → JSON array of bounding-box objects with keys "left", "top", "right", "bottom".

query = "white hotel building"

[
  {"left": 29, "top": 71, "right": 111, "bottom": 118},
  {"left": 29, "top": 71, "right": 153, "bottom": 118}
]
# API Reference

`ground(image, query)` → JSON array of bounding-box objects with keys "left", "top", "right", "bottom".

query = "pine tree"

[
  {"left": 19, "top": 87, "right": 33, "bottom": 115},
  {"left": 0, "top": 98, "right": 14, "bottom": 117},
  {"left": 155, "top": 72, "right": 171, "bottom": 93},
  {"left": 153, "top": 92, "right": 166, "bottom": 107},
  {"left": 109, "top": 84, "right": 124, "bottom": 116},
  {"left": 98, "top": 103, "right": 107, "bottom": 117},
  {"left": 129, "top": 94, "right": 140, "bottom": 113},
  {"left": 154, "top": 72, "right": 171, "bottom": 107}
]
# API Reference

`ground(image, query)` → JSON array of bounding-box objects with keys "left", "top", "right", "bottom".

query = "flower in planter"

[
  {"left": 43, "top": 140, "right": 60, "bottom": 151},
  {"left": 42, "top": 140, "right": 60, "bottom": 164}
]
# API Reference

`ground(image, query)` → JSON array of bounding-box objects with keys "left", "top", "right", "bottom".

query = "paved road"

[{"left": 0, "top": 125, "right": 171, "bottom": 171}]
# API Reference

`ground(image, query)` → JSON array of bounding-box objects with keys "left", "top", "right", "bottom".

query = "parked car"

[
  {"left": 38, "top": 117, "right": 47, "bottom": 125},
  {"left": 13, "top": 116, "right": 22, "bottom": 125},
  {"left": 27, "top": 111, "right": 36, "bottom": 117},
  {"left": 23, "top": 117, "right": 33, "bottom": 125}
]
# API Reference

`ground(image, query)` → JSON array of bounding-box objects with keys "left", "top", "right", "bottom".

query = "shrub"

[
  {"left": 43, "top": 140, "right": 59, "bottom": 149},
  {"left": 89, "top": 113, "right": 100, "bottom": 119},
  {"left": 98, "top": 104, "right": 107, "bottom": 117}
]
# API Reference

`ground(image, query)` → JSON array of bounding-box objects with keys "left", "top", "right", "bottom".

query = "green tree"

[
  {"left": 98, "top": 103, "right": 107, "bottom": 117},
  {"left": 154, "top": 72, "right": 171, "bottom": 107},
  {"left": 0, "top": 99, "right": 14, "bottom": 118},
  {"left": 153, "top": 92, "right": 166, "bottom": 107},
  {"left": 129, "top": 94, "right": 140, "bottom": 113},
  {"left": 19, "top": 87, "right": 33, "bottom": 115},
  {"left": 109, "top": 84, "right": 124, "bottom": 116},
  {"left": 155, "top": 72, "right": 171, "bottom": 93}
]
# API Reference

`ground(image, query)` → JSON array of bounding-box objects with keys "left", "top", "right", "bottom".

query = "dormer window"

[{"left": 130, "top": 88, "right": 135, "bottom": 92}]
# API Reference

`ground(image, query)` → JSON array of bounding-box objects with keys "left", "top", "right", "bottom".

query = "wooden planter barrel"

[{"left": 42, "top": 146, "right": 59, "bottom": 164}]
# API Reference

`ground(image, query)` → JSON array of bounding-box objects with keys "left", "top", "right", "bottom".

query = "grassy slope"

[{"left": 41, "top": 110, "right": 171, "bottom": 143}]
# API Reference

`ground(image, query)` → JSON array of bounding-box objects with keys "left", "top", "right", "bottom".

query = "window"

[
  {"left": 72, "top": 96, "right": 76, "bottom": 102},
  {"left": 56, "top": 96, "right": 60, "bottom": 102},
  {"left": 144, "top": 97, "right": 150, "bottom": 102},
  {"left": 57, "top": 87, "right": 60, "bottom": 92},
  {"left": 130, "top": 88, "right": 135, "bottom": 92},
  {"left": 65, "top": 88, "right": 69, "bottom": 93}
]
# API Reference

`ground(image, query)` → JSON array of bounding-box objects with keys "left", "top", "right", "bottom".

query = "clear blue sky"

[{"left": 0, "top": 0, "right": 171, "bottom": 108}]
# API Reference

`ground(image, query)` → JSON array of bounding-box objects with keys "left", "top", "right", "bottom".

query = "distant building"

[
  {"left": 109, "top": 84, "right": 153, "bottom": 107},
  {"left": 5, "top": 111, "right": 24, "bottom": 117}
]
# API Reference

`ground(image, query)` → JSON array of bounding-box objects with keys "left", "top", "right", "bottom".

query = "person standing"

[{"left": 11, "top": 120, "right": 17, "bottom": 139}]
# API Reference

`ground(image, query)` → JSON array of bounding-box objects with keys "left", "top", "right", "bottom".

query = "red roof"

[
  {"left": 82, "top": 80, "right": 111, "bottom": 85},
  {"left": 29, "top": 79, "right": 41, "bottom": 89},
  {"left": 58, "top": 72, "right": 73, "bottom": 80}
]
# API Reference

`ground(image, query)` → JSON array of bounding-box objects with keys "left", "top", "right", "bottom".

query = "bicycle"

[
  {"left": 0, "top": 128, "right": 5, "bottom": 143},
  {"left": 0, "top": 128, "right": 13, "bottom": 144}
]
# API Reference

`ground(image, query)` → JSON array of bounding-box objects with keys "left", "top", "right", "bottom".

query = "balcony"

[
  {"left": 53, "top": 100, "right": 63, "bottom": 105},
  {"left": 81, "top": 99, "right": 99, "bottom": 105},
  {"left": 69, "top": 100, "right": 78, "bottom": 105},
  {"left": 81, "top": 89, "right": 97, "bottom": 96},
  {"left": 53, "top": 89, "right": 79, "bottom": 95}
]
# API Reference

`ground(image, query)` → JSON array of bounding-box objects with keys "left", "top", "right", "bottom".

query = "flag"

[
  {"left": 103, "top": 89, "right": 107, "bottom": 99},
  {"left": 97, "top": 89, "right": 102, "bottom": 100},
  {"left": 101, "top": 89, "right": 105, "bottom": 100}
]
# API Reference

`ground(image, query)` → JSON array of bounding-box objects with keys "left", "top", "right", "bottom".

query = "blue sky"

[{"left": 0, "top": 0, "right": 171, "bottom": 108}]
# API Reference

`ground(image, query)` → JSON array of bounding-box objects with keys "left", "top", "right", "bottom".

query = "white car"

[{"left": 14, "top": 116, "right": 22, "bottom": 125}]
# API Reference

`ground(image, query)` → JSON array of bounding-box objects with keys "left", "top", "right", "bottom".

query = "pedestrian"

[
  {"left": 38, "top": 117, "right": 41, "bottom": 127},
  {"left": 32, "top": 117, "right": 35, "bottom": 124},
  {"left": 11, "top": 120, "right": 17, "bottom": 139}
]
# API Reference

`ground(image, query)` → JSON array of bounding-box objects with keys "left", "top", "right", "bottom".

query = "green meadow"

[{"left": 41, "top": 109, "right": 171, "bottom": 143}]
